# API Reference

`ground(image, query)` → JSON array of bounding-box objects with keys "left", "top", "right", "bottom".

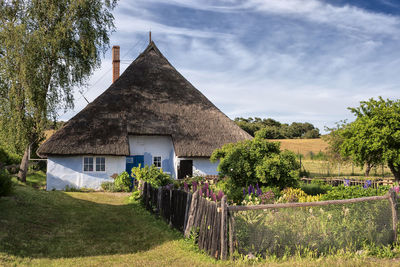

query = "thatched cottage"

[{"left": 38, "top": 40, "right": 251, "bottom": 190}]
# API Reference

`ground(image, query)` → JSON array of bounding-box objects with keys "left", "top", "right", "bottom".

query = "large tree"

[
  {"left": 0, "top": 0, "right": 118, "bottom": 181},
  {"left": 339, "top": 97, "right": 400, "bottom": 179}
]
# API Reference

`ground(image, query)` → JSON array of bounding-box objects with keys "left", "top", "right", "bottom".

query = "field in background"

[
  {"left": 271, "top": 138, "right": 394, "bottom": 178},
  {"left": 269, "top": 138, "right": 328, "bottom": 157}
]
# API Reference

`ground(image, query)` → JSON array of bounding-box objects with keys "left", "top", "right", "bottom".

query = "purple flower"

[
  {"left": 243, "top": 188, "right": 246, "bottom": 197},
  {"left": 248, "top": 185, "right": 253, "bottom": 195},
  {"left": 206, "top": 189, "right": 210, "bottom": 198},
  {"left": 344, "top": 179, "right": 350, "bottom": 187},
  {"left": 256, "top": 183, "right": 260, "bottom": 190},
  {"left": 212, "top": 193, "right": 216, "bottom": 202},
  {"left": 217, "top": 190, "right": 224, "bottom": 201},
  {"left": 363, "top": 180, "right": 372, "bottom": 189},
  {"left": 394, "top": 186, "right": 400, "bottom": 194},
  {"left": 256, "top": 187, "right": 262, "bottom": 196},
  {"left": 199, "top": 188, "right": 203, "bottom": 196}
]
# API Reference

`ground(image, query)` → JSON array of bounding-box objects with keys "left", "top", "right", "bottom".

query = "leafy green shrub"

[
  {"left": 320, "top": 185, "right": 390, "bottom": 200},
  {"left": 211, "top": 137, "right": 299, "bottom": 189},
  {"left": 114, "top": 171, "right": 131, "bottom": 192},
  {"left": 213, "top": 177, "right": 243, "bottom": 204},
  {"left": 0, "top": 169, "right": 13, "bottom": 197},
  {"left": 0, "top": 147, "right": 20, "bottom": 166},
  {"left": 277, "top": 188, "right": 307, "bottom": 203},
  {"left": 132, "top": 165, "right": 172, "bottom": 188},
  {"left": 300, "top": 182, "right": 331, "bottom": 196},
  {"left": 101, "top": 181, "right": 122, "bottom": 192}
]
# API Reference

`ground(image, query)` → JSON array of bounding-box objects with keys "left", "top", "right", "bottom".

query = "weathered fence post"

[
  {"left": 388, "top": 188, "right": 398, "bottom": 243},
  {"left": 185, "top": 190, "right": 199, "bottom": 238},
  {"left": 228, "top": 210, "right": 236, "bottom": 261},
  {"left": 220, "top": 195, "right": 227, "bottom": 260},
  {"left": 142, "top": 182, "right": 147, "bottom": 205},
  {"left": 183, "top": 191, "right": 192, "bottom": 231}
]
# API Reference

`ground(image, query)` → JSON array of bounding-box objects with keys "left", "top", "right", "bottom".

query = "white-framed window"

[
  {"left": 83, "top": 157, "right": 106, "bottom": 172},
  {"left": 83, "top": 157, "right": 94, "bottom": 172},
  {"left": 96, "top": 157, "right": 105, "bottom": 172},
  {"left": 153, "top": 156, "right": 162, "bottom": 168}
]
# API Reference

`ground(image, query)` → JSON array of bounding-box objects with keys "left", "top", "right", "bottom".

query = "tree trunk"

[
  {"left": 365, "top": 163, "right": 372, "bottom": 177},
  {"left": 17, "top": 145, "right": 29, "bottom": 183},
  {"left": 388, "top": 161, "right": 400, "bottom": 182}
]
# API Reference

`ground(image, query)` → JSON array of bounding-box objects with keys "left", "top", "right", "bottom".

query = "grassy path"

[{"left": 1, "top": 183, "right": 400, "bottom": 266}]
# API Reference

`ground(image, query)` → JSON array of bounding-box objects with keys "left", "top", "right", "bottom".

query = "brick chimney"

[{"left": 112, "top": 45, "right": 120, "bottom": 83}]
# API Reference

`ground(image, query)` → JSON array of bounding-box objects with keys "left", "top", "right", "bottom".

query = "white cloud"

[{"left": 59, "top": 1, "right": 400, "bottom": 135}]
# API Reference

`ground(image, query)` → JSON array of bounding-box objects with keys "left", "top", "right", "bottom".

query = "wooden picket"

[{"left": 141, "top": 182, "right": 229, "bottom": 260}]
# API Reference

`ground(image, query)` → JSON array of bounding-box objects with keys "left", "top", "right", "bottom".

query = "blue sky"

[{"left": 62, "top": 0, "right": 400, "bottom": 133}]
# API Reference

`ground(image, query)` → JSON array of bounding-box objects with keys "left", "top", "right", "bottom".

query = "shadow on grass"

[{"left": 0, "top": 185, "right": 180, "bottom": 259}]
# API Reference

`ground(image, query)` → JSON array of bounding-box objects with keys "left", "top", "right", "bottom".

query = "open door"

[{"left": 178, "top": 160, "right": 193, "bottom": 179}]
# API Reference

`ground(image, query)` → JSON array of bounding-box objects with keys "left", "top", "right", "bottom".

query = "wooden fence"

[
  {"left": 142, "top": 182, "right": 229, "bottom": 259},
  {"left": 301, "top": 177, "right": 395, "bottom": 188},
  {"left": 142, "top": 182, "right": 398, "bottom": 261}
]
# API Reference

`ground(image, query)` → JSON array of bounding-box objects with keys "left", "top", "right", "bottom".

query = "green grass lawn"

[{"left": 0, "top": 173, "right": 399, "bottom": 266}]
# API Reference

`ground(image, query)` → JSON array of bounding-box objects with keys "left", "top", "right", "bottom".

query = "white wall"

[
  {"left": 193, "top": 158, "right": 219, "bottom": 176},
  {"left": 46, "top": 156, "right": 125, "bottom": 190},
  {"left": 129, "top": 135, "right": 176, "bottom": 178}
]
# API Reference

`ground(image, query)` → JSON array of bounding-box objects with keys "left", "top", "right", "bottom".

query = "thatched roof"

[{"left": 38, "top": 41, "right": 252, "bottom": 158}]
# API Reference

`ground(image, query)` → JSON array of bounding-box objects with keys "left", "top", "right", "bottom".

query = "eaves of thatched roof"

[{"left": 37, "top": 41, "right": 252, "bottom": 158}]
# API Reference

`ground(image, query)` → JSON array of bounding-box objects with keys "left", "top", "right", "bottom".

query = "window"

[
  {"left": 83, "top": 157, "right": 105, "bottom": 172},
  {"left": 153, "top": 156, "right": 162, "bottom": 168},
  {"left": 83, "top": 157, "right": 93, "bottom": 172},
  {"left": 96, "top": 157, "right": 105, "bottom": 172}
]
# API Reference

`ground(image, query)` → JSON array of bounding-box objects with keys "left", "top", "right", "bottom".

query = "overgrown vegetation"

[
  {"left": 0, "top": 169, "right": 13, "bottom": 197},
  {"left": 325, "top": 97, "right": 400, "bottom": 180},
  {"left": 234, "top": 117, "right": 320, "bottom": 138},
  {"left": 211, "top": 137, "right": 300, "bottom": 189},
  {"left": 132, "top": 165, "right": 173, "bottom": 188}
]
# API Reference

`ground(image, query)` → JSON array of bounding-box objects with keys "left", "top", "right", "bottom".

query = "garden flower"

[
  {"left": 212, "top": 193, "right": 216, "bottom": 202},
  {"left": 363, "top": 180, "right": 372, "bottom": 189},
  {"left": 243, "top": 188, "right": 246, "bottom": 197},
  {"left": 248, "top": 185, "right": 253, "bottom": 196},
  {"left": 217, "top": 190, "right": 224, "bottom": 201},
  {"left": 344, "top": 179, "right": 350, "bottom": 187},
  {"left": 309, "top": 208, "right": 313, "bottom": 214},
  {"left": 256, "top": 187, "right": 262, "bottom": 196},
  {"left": 343, "top": 207, "right": 350, "bottom": 216},
  {"left": 395, "top": 186, "right": 400, "bottom": 194}
]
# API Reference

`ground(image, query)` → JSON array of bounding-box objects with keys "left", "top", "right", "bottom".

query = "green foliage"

[
  {"left": 0, "top": 169, "right": 13, "bottom": 196},
  {"left": 235, "top": 117, "right": 320, "bottom": 139},
  {"left": 0, "top": 146, "right": 20, "bottom": 165},
  {"left": 234, "top": 199, "right": 392, "bottom": 258},
  {"left": 334, "top": 97, "right": 400, "bottom": 180},
  {"left": 277, "top": 188, "right": 307, "bottom": 203},
  {"left": 0, "top": 0, "right": 118, "bottom": 158},
  {"left": 300, "top": 181, "right": 332, "bottom": 196},
  {"left": 132, "top": 165, "right": 172, "bottom": 188},
  {"left": 211, "top": 138, "right": 299, "bottom": 189},
  {"left": 320, "top": 185, "right": 390, "bottom": 200},
  {"left": 101, "top": 181, "right": 121, "bottom": 192},
  {"left": 213, "top": 177, "right": 243, "bottom": 204},
  {"left": 114, "top": 171, "right": 131, "bottom": 192}
]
